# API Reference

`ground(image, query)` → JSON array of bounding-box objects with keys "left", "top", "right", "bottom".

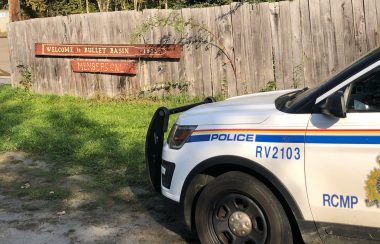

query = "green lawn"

[{"left": 0, "top": 85, "right": 197, "bottom": 193}]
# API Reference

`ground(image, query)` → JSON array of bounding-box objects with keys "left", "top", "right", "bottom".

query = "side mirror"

[{"left": 320, "top": 91, "right": 347, "bottom": 118}]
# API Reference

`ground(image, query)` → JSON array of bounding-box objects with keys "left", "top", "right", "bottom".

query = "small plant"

[
  {"left": 221, "top": 79, "right": 229, "bottom": 98},
  {"left": 260, "top": 80, "right": 276, "bottom": 92},
  {"left": 17, "top": 65, "right": 33, "bottom": 91},
  {"left": 292, "top": 64, "right": 303, "bottom": 89}
]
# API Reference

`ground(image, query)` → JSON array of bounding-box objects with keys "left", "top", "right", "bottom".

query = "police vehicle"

[{"left": 146, "top": 48, "right": 380, "bottom": 243}]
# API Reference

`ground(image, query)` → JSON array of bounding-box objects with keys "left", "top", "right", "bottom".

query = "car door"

[{"left": 305, "top": 66, "right": 380, "bottom": 240}]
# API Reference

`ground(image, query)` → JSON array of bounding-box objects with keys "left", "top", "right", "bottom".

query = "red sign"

[
  {"left": 71, "top": 60, "right": 137, "bottom": 75},
  {"left": 35, "top": 43, "right": 181, "bottom": 59}
]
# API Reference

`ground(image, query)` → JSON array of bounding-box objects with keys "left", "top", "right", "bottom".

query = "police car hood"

[{"left": 177, "top": 89, "right": 294, "bottom": 125}]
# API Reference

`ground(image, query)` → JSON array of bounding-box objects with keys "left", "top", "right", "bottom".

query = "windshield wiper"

[
  {"left": 275, "top": 87, "right": 310, "bottom": 110},
  {"left": 278, "top": 87, "right": 309, "bottom": 110},
  {"left": 289, "top": 87, "right": 309, "bottom": 100}
]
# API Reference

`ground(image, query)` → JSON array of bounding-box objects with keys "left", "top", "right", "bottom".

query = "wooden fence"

[{"left": 7, "top": 0, "right": 380, "bottom": 98}]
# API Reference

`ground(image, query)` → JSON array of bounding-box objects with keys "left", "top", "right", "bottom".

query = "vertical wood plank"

[
  {"left": 181, "top": 8, "right": 198, "bottom": 96},
  {"left": 300, "top": 0, "right": 314, "bottom": 87},
  {"left": 250, "top": 3, "right": 261, "bottom": 92},
  {"left": 190, "top": 7, "right": 210, "bottom": 97},
  {"left": 269, "top": 2, "right": 282, "bottom": 89},
  {"left": 375, "top": 0, "right": 380, "bottom": 49},
  {"left": 319, "top": 0, "right": 339, "bottom": 77},
  {"left": 289, "top": 0, "right": 304, "bottom": 88},
  {"left": 242, "top": 4, "right": 255, "bottom": 93},
  {"left": 197, "top": 7, "right": 213, "bottom": 97},
  {"left": 278, "top": 1, "right": 293, "bottom": 89},
  {"left": 208, "top": 6, "right": 220, "bottom": 96},
  {"left": 351, "top": 0, "right": 368, "bottom": 56},
  {"left": 161, "top": 9, "right": 182, "bottom": 91},
  {"left": 259, "top": 2, "right": 275, "bottom": 90},
  {"left": 341, "top": 0, "right": 356, "bottom": 64},
  {"left": 141, "top": 9, "right": 160, "bottom": 96},
  {"left": 330, "top": 0, "right": 346, "bottom": 71},
  {"left": 364, "top": 0, "right": 379, "bottom": 50},
  {"left": 309, "top": 0, "right": 328, "bottom": 86},
  {"left": 231, "top": 3, "right": 250, "bottom": 95},
  {"left": 220, "top": 4, "right": 237, "bottom": 97}
]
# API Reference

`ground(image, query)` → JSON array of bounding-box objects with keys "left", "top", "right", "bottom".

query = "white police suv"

[{"left": 146, "top": 48, "right": 380, "bottom": 243}]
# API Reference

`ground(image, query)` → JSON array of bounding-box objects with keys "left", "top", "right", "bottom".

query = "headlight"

[{"left": 168, "top": 124, "right": 197, "bottom": 149}]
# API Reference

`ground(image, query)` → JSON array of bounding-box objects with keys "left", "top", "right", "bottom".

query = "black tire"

[{"left": 195, "top": 171, "right": 293, "bottom": 244}]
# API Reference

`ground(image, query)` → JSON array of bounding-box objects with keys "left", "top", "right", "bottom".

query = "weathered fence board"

[
  {"left": 231, "top": 2, "right": 246, "bottom": 95},
  {"left": 218, "top": 5, "right": 236, "bottom": 97},
  {"left": 300, "top": 0, "right": 313, "bottom": 87},
  {"left": 181, "top": 8, "right": 198, "bottom": 96},
  {"left": 259, "top": 3, "right": 275, "bottom": 90},
  {"left": 7, "top": 0, "right": 380, "bottom": 98},
  {"left": 330, "top": 0, "right": 346, "bottom": 72},
  {"left": 352, "top": 0, "right": 368, "bottom": 58},
  {"left": 278, "top": 1, "right": 293, "bottom": 90},
  {"left": 250, "top": 3, "right": 261, "bottom": 92},
  {"left": 364, "top": 0, "right": 379, "bottom": 51},
  {"left": 342, "top": 0, "right": 356, "bottom": 64},
  {"left": 319, "top": 0, "right": 338, "bottom": 77},
  {"left": 269, "top": 2, "right": 281, "bottom": 90},
  {"left": 290, "top": 0, "right": 304, "bottom": 88},
  {"left": 309, "top": 0, "right": 327, "bottom": 85}
]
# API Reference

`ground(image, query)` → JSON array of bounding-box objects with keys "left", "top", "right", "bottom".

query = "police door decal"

[{"left": 365, "top": 156, "right": 380, "bottom": 208}]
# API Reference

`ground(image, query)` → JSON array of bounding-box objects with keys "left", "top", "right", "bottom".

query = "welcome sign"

[{"left": 35, "top": 43, "right": 181, "bottom": 59}]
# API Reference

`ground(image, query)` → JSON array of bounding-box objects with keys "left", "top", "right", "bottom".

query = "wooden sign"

[
  {"left": 35, "top": 43, "right": 181, "bottom": 59},
  {"left": 71, "top": 60, "right": 137, "bottom": 75}
]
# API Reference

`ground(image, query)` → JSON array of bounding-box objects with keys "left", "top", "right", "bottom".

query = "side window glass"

[{"left": 347, "top": 69, "right": 380, "bottom": 112}]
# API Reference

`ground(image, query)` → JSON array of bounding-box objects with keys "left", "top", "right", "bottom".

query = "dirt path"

[{"left": 0, "top": 152, "right": 197, "bottom": 244}]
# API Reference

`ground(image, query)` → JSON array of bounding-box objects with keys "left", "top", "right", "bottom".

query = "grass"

[
  {"left": 17, "top": 186, "right": 71, "bottom": 200},
  {"left": 0, "top": 85, "right": 201, "bottom": 196}
]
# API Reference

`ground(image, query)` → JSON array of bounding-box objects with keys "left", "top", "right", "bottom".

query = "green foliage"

[
  {"left": 20, "top": 0, "right": 98, "bottom": 17},
  {"left": 130, "top": 12, "right": 187, "bottom": 44},
  {"left": 25, "top": 0, "right": 47, "bottom": 15},
  {"left": 18, "top": 186, "right": 71, "bottom": 200},
  {"left": 260, "top": 80, "right": 276, "bottom": 92},
  {"left": 174, "top": 0, "right": 232, "bottom": 8},
  {"left": 46, "top": 0, "right": 87, "bottom": 16},
  {"left": 0, "top": 0, "right": 7, "bottom": 9},
  {"left": 17, "top": 65, "right": 33, "bottom": 91},
  {"left": 16, "top": 0, "right": 287, "bottom": 18}
]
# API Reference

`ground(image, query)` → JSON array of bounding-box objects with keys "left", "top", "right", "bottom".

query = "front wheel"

[{"left": 195, "top": 171, "right": 293, "bottom": 244}]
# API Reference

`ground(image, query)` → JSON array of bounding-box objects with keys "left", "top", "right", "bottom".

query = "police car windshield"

[{"left": 276, "top": 46, "right": 380, "bottom": 113}]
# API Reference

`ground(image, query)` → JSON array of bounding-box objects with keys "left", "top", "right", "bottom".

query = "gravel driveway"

[{"left": 0, "top": 152, "right": 197, "bottom": 244}]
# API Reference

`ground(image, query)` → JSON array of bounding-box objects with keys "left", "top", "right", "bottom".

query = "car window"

[{"left": 347, "top": 68, "right": 380, "bottom": 112}]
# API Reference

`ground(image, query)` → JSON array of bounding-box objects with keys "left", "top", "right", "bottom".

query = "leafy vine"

[{"left": 130, "top": 12, "right": 236, "bottom": 78}]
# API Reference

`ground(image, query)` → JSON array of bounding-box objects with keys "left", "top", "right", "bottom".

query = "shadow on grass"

[
  {"left": 19, "top": 106, "right": 146, "bottom": 188},
  {"left": 0, "top": 86, "right": 197, "bottom": 242}
]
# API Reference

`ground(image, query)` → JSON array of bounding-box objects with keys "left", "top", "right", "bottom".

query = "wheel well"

[{"left": 184, "top": 162, "right": 303, "bottom": 242}]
